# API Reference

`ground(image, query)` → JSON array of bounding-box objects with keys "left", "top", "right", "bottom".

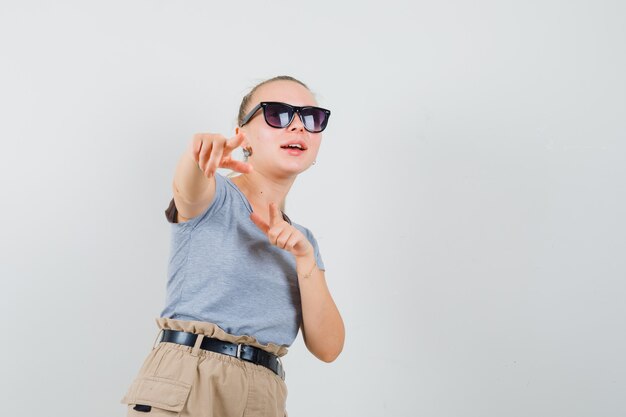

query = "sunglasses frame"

[{"left": 240, "top": 101, "right": 331, "bottom": 133}]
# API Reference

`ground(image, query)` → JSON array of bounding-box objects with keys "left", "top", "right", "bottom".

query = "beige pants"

[{"left": 121, "top": 318, "right": 289, "bottom": 417}]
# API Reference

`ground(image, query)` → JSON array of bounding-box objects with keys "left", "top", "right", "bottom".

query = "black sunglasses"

[{"left": 240, "top": 101, "right": 331, "bottom": 133}]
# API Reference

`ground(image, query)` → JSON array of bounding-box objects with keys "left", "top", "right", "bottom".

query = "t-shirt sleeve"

[
  {"left": 304, "top": 227, "right": 325, "bottom": 271},
  {"left": 164, "top": 173, "right": 228, "bottom": 229}
]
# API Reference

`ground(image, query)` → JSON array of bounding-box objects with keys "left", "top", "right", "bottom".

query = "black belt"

[{"left": 160, "top": 329, "right": 284, "bottom": 379}]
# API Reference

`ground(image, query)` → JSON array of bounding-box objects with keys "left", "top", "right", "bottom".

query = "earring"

[
  {"left": 312, "top": 160, "right": 316, "bottom": 165},
  {"left": 243, "top": 147, "right": 253, "bottom": 157}
]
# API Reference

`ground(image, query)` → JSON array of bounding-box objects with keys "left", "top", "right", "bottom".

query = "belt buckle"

[{"left": 236, "top": 343, "right": 243, "bottom": 359}]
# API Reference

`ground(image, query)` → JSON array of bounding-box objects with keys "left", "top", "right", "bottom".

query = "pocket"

[{"left": 121, "top": 376, "right": 191, "bottom": 416}]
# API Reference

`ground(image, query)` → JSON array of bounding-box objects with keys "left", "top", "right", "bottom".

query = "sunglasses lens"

[
  {"left": 264, "top": 103, "right": 293, "bottom": 128},
  {"left": 300, "top": 108, "right": 329, "bottom": 132}
]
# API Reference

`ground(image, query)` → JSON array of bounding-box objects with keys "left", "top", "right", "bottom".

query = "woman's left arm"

[
  {"left": 295, "top": 253, "right": 345, "bottom": 362},
  {"left": 250, "top": 202, "right": 345, "bottom": 362}
]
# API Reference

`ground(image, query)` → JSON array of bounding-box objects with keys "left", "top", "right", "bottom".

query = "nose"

[{"left": 288, "top": 111, "right": 306, "bottom": 132}]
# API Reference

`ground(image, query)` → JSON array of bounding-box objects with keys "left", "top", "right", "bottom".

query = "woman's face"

[{"left": 238, "top": 80, "right": 323, "bottom": 179}]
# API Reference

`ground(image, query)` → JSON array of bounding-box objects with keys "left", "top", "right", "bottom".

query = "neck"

[{"left": 232, "top": 170, "right": 296, "bottom": 217}]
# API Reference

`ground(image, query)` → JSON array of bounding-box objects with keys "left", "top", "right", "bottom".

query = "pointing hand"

[{"left": 250, "top": 202, "right": 314, "bottom": 259}]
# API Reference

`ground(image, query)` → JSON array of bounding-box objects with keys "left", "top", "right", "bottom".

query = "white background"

[{"left": 1, "top": 1, "right": 625, "bottom": 416}]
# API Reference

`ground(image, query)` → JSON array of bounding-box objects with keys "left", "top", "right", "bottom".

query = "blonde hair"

[{"left": 237, "top": 75, "right": 310, "bottom": 127}]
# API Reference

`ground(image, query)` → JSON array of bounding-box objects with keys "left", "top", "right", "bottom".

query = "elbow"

[
  {"left": 315, "top": 341, "right": 344, "bottom": 363},
  {"left": 318, "top": 350, "right": 341, "bottom": 363},
  {"left": 304, "top": 320, "right": 345, "bottom": 363}
]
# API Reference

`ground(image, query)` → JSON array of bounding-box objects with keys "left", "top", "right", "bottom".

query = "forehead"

[{"left": 252, "top": 80, "right": 317, "bottom": 107}]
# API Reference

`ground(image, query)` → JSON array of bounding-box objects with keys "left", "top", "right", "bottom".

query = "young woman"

[{"left": 121, "top": 75, "right": 345, "bottom": 417}]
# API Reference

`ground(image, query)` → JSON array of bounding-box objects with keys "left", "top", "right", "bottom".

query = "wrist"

[
  {"left": 295, "top": 251, "right": 317, "bottom": 279},
  {"left": 294, "top": 248, "right": 315, "bottom": 263}
]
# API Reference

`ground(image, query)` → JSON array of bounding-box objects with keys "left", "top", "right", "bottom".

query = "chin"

[{"left": 276, "top": 161, "right": 311, "bottom": 177}]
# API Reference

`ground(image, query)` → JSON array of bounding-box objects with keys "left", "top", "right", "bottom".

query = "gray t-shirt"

[{"left": 160, "top": 172, "right": 325, "bottom": 347}]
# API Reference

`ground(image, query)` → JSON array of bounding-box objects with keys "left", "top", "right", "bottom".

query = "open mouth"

[
  {"left": 280, "top": 143, "right": 307, "bottom": 151},
  {"left": 280, "top": 142, "right": 307, "bottom": 156}
]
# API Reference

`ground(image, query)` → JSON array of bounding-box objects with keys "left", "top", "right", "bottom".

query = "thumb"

[
  {"left": 250, "top": 211, "right": 269, "bottom": 234},
  {"left": 225, "top": 131, "right": 246, "bottom": 153}
]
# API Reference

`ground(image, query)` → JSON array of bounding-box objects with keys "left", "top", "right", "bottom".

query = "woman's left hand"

[{"left": 250, "top": 202, "right": 314, "bottom": 259}]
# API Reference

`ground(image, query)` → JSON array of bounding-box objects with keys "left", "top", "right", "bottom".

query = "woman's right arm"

[{"left": 172, "top": 132, "right": 250, "bottom": 222}]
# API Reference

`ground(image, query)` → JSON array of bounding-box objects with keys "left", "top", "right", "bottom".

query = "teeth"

[{"left": 286, "top": 144, "right": 303, "bottom": 149}]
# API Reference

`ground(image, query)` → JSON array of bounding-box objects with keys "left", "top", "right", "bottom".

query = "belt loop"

[
  {"left": 191, "top": 334, "right": 204, "bottom": 357},
  {"left": 277, "top": 356, "right": 285, "bottom": 380},
  {"left": 152, "top": 329, "right": 164, "bottom": 350}
]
